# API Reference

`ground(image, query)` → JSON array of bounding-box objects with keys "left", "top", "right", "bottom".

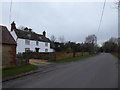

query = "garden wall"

[
  {"left": 21, "top": 52, "right": 90, "bottom": 61},
  {"left": 2, "top": 44, "right": 16, "bottom": 68}
]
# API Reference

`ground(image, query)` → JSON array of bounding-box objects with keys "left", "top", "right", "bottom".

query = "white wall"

[
  {"left": 10, "top": 30, "right": 54, "bottom": 54},
  {"left": 49, "top": 49, "right": 55, "bottom": 52},
  {"left": 17, "top": 38, "right": 54, "bottom": 54},
  {"left": 10, "top": 30, "right": 17, "bottom": 41}
]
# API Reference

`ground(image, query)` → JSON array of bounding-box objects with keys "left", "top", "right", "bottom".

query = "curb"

[{"left": 2, "top": 63, "right": 56, "bottom": 82}]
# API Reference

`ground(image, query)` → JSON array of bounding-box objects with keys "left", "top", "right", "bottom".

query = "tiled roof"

[
  {"left": 14, "top": 29, "right": 50, "bottom": 42},
  {"left": 0, "top": 25, "right": 16, "bottom": 45}
]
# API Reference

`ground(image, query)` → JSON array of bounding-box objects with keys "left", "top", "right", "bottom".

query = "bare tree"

[
  {"left": 118, "top": 0, "right": 120, "bottom": 9},
  {"left": 59, "top": 36, "right": 65, "bottom": 43},
  {"left": 114, "top": 0, "right": 120, "bottom": 9},
  {"left": 18, "top": 26, "right": 26, "bottom": 30},
  {"left": 102, "top": 37, "right": 118, "bottom": 52},
  {"left": 50, "top": 35, "right": 56, "bottom": 42},
  {"left": 109, "top": 37, "right": 118, "bottom": 44},
  {"left": 85, "top": 34, "right": 97, "bottom": 45},
  {"left": 85, "top": 34, "right": 97, "bottom": 53}
]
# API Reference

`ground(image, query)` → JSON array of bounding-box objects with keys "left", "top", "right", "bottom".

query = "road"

[{"left": 3, "top": 53, "right": 118, "bottom": 88}]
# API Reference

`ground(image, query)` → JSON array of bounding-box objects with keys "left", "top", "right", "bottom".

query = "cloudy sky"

[{"left": 1, "top": 0, "right": 118, "bottom": 45}]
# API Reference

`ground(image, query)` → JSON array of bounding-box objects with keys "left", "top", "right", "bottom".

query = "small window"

[
  {"left": 25, "top": 39, "right": 30, "bottom": 45},
  {"left": 36, "top": 41, "right": 39, "bottom": 46},
  {"left": 45, "top": 49, "right": 48, "bottom": 52},
  {"left": 45, "top": 42, "right": 48, "bottom": 46},
  {"left": 25, "top": 48, "right": 30, "bottom": 52}
]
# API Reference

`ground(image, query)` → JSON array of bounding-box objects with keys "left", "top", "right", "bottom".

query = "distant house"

[
  {"left": 10, "top": 22, "right": 54, "bottom": 54},
  {"left": 0, "top": 25, "right": 17, "bottom": 68}
]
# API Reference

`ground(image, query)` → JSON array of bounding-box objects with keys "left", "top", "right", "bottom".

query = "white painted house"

[{"left": 10, "top": 22, "right": 54, "bottom": 54}]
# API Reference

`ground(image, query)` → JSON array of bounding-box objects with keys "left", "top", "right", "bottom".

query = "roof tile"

[
  {"left": 14, "top": 29, "right": 50, "bottom": 42},
  {"left": 0, "top": 26, "right": 16, "bottom": 45}
]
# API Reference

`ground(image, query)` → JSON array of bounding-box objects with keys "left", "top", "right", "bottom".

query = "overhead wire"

[
  {"left": 9, "top": 0, "right": 12, "bottom": 26},
  {"left": 96, "top": 0, "right": 106, "bottom": 36}
]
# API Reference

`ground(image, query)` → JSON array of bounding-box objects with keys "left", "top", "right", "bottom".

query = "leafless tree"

[
  {"left": 59, "top": 36, "right": 65, "bottom": 43},
  {"left": 115, "top": 0, "right": 120, "bottom": 9},
  {"left": 50, "top": 35, "right": 56, "bottom": 42},
  {"left": 118, "top": 0, "right": 120, "bottom": 9},
  {"left": 109, "top": 37, "right": 118, "bottom": 44},
  {"left": 85, "top": 34, "right": 97, "bottom": 53},
  {"left": 18, "top": 26, "right": 26, "bottom": 30},
  {"left": 102, "top": 37, "right": 118, "bottom": 52},
  {"left": 85, "top": 34, "right": 97, "bottom": 45}
]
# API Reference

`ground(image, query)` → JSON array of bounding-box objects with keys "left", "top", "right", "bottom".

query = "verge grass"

[
  {"left": 2, "top": 64, "right": 38, "bottom": 78},
  {"left": 111, "top": 52, "right": 120, "bottom": 60}
]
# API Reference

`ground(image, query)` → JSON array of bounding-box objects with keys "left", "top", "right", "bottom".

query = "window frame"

[
  {"left": 25, "top": 39, "right": 30, "bottom": 45},
  {"left": 25, "top": 48, "right": 30, "bottom": 52},
  {"left": 45, "top": 42, "right": 48, "bottom": 46},
  {"left": 36, "top": 41, "right": 39, "bottom": 46}
]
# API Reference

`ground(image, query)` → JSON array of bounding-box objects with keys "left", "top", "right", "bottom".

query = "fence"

[
  {"left": 16, "top": 53, "right": 29, "bottom": 66},
  {"left": 16, "top": 52, "right": 55, "bottom": 65}
]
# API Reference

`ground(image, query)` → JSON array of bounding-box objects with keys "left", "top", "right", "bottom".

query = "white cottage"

[{"left": 10, "top": 22, "right": 54, "bottom": 54}]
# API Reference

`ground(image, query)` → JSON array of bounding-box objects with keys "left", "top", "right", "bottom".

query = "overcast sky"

[{"left": 1, "top": 1, "right": 118, "bottom": 45}]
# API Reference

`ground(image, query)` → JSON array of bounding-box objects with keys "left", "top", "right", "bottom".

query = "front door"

[{"left": 35, "top": 48, "right": 40, "bottom": 52}]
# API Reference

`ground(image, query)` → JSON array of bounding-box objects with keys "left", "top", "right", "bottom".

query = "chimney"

[
  {"left": 11, "top": 21, "right": 16, "bottom": 31},
  {"left": 43, "top": 31, "right": 46, "bottom": 37}
]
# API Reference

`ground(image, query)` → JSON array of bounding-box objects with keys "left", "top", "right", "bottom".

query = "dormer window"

[
  {"left": 27, "top": 34, "right": 31, "bottom": 38},
  {"left": 39, "top": 37, "right": 42, "bottom": 40}
]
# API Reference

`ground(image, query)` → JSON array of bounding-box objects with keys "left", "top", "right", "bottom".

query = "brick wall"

[
  {"left": 22, "top": 52, "right": 55, "bottom": 60},
  {"left": 23, "top": 52, "right": 90, "bottom": 61},
  {"left": 54, "top": 52, "right": 89, "bottom": 60},
  {"left": 54, "top": 52, "right": 73, "bottom": 60},
  {"left": 2, "top": 44, "right": 16, "bottom": 68}
]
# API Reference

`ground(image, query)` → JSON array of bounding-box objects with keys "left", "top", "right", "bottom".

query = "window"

[
  {"left": 25, "top": 48, "right": 30, "bottom": 52},
  {"left": 36, "top": 41, "right": 39, "bottom": 46},
  {"left": 27, "top": 34, "right": 31, "bottom": 38},
  {"left": 45, "top": 49, "right": 48, "bottom": 52},
  {"left": 45, "top": 42, "right": 48, "bottom": 46},
  {"left": 25, "top": 39, "right": 30, "bottom": 45}
]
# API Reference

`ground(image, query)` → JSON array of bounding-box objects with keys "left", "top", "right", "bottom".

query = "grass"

[
  {"left": 2, "top": 64, "right": 38, "bottom": 78},
  {"left": 111, "top": 52, "right": 120, "bottom": 60},
  {"left": 49, "top": 54, "right": 98, "bottom": 63}
]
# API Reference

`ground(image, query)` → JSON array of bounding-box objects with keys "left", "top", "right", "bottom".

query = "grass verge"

[
  {"left": 2, "top": 64, "right": 38, "bottom": 78},
  {"left": 111, "top": 52, "right": 120, "bottom": 60},
  {"left": 49, "top": 54, "right": 98, "bottom": 63}
]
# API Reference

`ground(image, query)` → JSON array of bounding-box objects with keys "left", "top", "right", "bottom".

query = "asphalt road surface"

[{"left": 3, "top": 53, "right": 119, "bottom": 88}]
